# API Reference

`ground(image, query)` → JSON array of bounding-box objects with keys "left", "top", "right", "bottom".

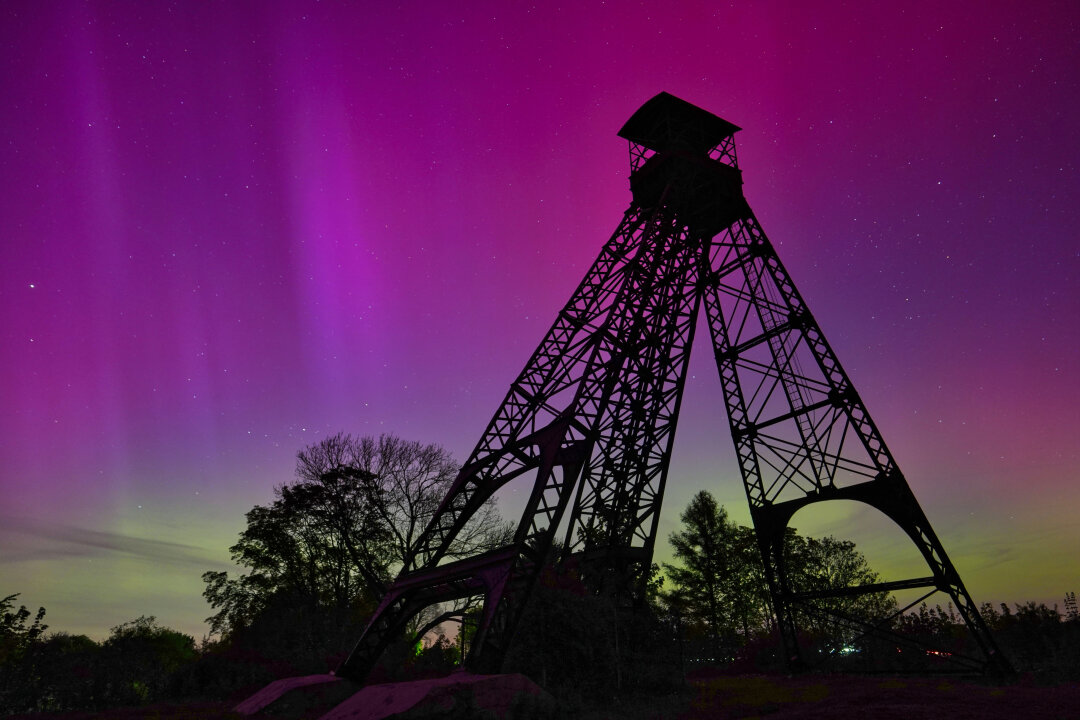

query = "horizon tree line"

[{"left": 3, "top": 431, "right": 1078, "bottom": 714}]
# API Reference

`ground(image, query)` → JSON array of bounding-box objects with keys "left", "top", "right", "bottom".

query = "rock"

[
  {"left": 319, "top": 672, "right": 558, "bottom": 720},
  {"left": 234, "top": 674, "right": 355, "bottom": 717}
]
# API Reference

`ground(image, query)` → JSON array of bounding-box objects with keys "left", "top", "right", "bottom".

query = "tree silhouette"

[
  {"left": 783, "top": 533, "right": 897, "bottom": 647},
  {"left": 660, "top": 492, "right": 764, "bottom": 656},
  {"left": 202, "top": 432, "right": 511, "bottom": 673},
  {"left": 0, "top": 594, "right": 49, "bottom": 713},
  {"left": 100, "top": 616, "right": 196, "bottom": 705},
  {"left": 0, "top": 593, "right": 47, "bottom": 666},
  {"left": 203, "top": 455, "right": 390, "bottom": 640},
  {"left": 295, "top": 432, "right": 511, "bottom": 569},
  {"left": 662, "top": 490, "right": 894, "bottom": 660},
  {"left": 1, "top": 605, "right": 205, "bottom": 714}
]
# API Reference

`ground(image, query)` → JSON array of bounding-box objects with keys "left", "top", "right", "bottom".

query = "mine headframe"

[{"left": 337, "top": 92, "right": 1012, "bottom": 680}]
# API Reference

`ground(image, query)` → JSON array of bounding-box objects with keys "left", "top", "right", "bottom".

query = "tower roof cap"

[{"left": 618, "top": 92, "right": 740, "bottom": 153}]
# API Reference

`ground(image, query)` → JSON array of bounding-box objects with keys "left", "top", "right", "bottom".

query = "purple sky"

[{"left": 2, "top": 1, "right": 1078, "bottom": 641}]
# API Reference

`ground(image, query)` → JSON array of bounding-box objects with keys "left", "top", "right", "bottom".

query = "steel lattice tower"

[{"left": 338, "top": 93, "right": 1010, "bottom": 680}]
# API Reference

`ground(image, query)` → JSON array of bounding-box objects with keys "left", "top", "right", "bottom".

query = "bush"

[{"left": 98, "top": 616, "right": 197, "bottom": 706}]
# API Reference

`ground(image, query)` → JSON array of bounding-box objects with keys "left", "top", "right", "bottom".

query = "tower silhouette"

[{"left": 338, "top": 92, "right": 1010, "bottom": 679}]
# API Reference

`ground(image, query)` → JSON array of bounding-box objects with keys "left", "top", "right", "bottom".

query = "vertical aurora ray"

[{"left": 0, "top": 0, "right": 1076, "bottom": 639}]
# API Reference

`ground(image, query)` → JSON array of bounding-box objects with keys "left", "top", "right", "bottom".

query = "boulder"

[{"left": 320, "top": 672, "right": 558, "bottom": 720}]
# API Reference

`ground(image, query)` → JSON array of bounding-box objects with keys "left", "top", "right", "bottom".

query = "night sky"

[{"left": 2, "top": 1, "right": 1077, "bottom": 642}]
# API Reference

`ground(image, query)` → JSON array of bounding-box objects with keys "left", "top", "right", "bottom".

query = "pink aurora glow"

[{"left": 1, "top": 1, "right": 1077, "bottom": 639}]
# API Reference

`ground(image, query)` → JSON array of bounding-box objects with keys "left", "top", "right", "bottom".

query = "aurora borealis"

[{"left": 2, "top": 1, "right": 1077, "bottom": 641}]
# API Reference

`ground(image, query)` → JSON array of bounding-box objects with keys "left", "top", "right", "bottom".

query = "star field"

[{"left": 1, "top": 1, "right": 1078, "bottom": 640}]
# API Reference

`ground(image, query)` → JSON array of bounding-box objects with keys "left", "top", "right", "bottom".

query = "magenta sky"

[{"left": 2, "top": 1, "right": 1077, "bottom": 641}]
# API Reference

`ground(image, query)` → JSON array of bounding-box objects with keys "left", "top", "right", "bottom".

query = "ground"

[
  {"left": 587, "top": 673, "right": 1080, "bottom": 720},
  {"left": 6, "top": 673, "right": 1079, "bottom": 719}
]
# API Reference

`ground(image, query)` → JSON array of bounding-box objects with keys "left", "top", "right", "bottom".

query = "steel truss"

[{"left": 338, "top": 92, "right": 1011, "bottom": 680}]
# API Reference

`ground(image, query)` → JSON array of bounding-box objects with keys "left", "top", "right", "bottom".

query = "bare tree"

[
  {"left": 295, "top": 432, "right": 513, "bottom": 574},
  {"left": 295, "top": 433, "right": 515, "bottom": 643},
  {"left": 203, "top": 433, "right": 514, "bottom": 649}
]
